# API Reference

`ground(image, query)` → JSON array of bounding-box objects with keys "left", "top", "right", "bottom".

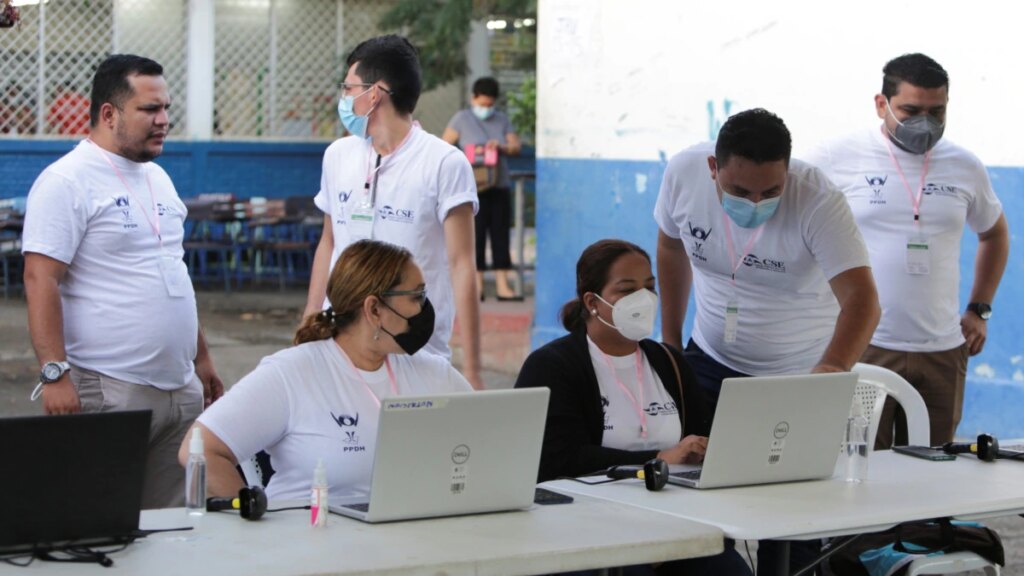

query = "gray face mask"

[{"left": 885, "top": 99, "right": 945, "bottom": 155}]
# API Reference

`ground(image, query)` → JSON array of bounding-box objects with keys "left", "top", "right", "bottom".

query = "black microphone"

[
  {"left": 942, "top": 433, "right": 999, "bottom": 462},
  {"left": 606, "top": 458, "right": 669, "bottom": 491},
  {"left": 206, "top": 485, "right": 268, "bottom": 520}
]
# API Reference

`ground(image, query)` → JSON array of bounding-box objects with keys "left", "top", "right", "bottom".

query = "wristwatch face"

[{"left": 41, "top": 362, "right": 65, "bottom": 383}]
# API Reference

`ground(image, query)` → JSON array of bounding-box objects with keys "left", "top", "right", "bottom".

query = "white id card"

[
  {"left": 724, "top": 300, "right": 739, "bottom": 343},
  {"left": 905, "top": 236, "right": 930, "bottom": 275},
  {"left": 348, "top": 201, "right": 375, "bottom": 241},
  {"left": 159, "top": 255, "right": 192, "bottom": 298}
]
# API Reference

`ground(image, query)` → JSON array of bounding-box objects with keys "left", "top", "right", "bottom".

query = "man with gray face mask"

[{"left": 804, "top": 53, "right": 1009, "bottom": 448}]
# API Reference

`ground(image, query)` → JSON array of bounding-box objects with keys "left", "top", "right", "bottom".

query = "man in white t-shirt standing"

[
  {"left": 305, "top": 35, "right": 483, "bottom": 389},
  {"left": 804, "top": 54, "right": 1009, "bottom": 447},
  {"left": 656, "top": 108, "right": 881, "bottom": 576},
  {"left": 22, "top": 54, "right": 223, "bottom": 509}
]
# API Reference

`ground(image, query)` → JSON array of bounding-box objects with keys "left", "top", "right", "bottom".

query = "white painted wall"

[{"left": 539, "top": 0, "right": 1024, "bottom": 166}]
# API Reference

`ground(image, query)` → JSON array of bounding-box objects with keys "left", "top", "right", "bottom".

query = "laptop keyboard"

[
  {"left": 342, "top": 502, "right": 370, "bottom": 512},
  {"left": 670, "top": 469, "right": 702, "bottom": 481}
]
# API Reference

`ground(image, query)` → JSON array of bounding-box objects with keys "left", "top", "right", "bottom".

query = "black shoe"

[
  {"left": 480, "top": 292, "right": 486, "bottom": 302},
  {"left": 496, "top": 294, "right": 524, "bottom": 302}
]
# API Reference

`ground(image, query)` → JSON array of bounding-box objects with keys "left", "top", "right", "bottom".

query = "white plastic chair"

[{"left": 852, "top": 362, "right": 1000, "bottom": 576}]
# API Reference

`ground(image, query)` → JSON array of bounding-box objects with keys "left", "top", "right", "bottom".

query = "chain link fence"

[{"left": 0, "top": 0, "right": 464, "bottom": 140}]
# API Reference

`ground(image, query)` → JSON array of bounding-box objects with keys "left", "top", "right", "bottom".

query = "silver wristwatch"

[{"left": 40, "top": 361, "right": 71, "bottom": 384}]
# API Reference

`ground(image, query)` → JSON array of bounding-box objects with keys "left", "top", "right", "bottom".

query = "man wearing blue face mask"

[
  {"left": 442, "top": 77, "right": 522, "bottom": 301},
  {"left": 804, "top": 53, "right": 1009, "bottom": 448},
  {"left": 656, "top": 108, "right": 881, "bottom": 576},
  {"left": 305, "top": 35, "right": 484, "bottom": 390},
  {"left": 655, "top": 109, "right": 881, "bottom": 406}
]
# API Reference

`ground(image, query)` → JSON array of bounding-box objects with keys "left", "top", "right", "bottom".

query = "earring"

[
  {"left": 591, "top": 309, "right": 597, "bottom": 314},
  {"left": 373, "top": 327, "right": 380, "bottom": 341}
]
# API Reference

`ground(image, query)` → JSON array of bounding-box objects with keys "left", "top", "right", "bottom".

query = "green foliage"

[
  {"left": 507, "top": 73, "right": 535, "bottom": 143},
  {"left": 379, "top": 0, "right": 537, "bottom": 90}
]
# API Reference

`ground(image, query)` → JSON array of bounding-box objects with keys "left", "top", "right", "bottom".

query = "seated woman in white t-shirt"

[{"left": 178, "top": 239, "right": 472, "bottom": 500}]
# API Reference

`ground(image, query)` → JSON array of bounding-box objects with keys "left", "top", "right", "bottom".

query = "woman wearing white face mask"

[
  {"left": 515, "top": 239, "right": 713, "bottom": 481},
  {"left": 516, "top": 240, "right": 751, "bottom": 576}
]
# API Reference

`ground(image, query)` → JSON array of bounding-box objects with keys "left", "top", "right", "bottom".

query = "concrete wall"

[{"left": 535, "top": 0, "right": 1024, "bottom": 437}]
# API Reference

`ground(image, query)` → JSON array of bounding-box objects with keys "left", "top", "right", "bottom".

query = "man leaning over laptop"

[{"left": 653, "top": 108, "right": 881, "bottom": 576}]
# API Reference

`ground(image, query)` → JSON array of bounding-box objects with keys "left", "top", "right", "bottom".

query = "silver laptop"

[
  {"left": 668, "top": 372, "right": 857, "bottom": 489},
  {"left": 330, "top": 388, "right": 549, "bottom": 523}
]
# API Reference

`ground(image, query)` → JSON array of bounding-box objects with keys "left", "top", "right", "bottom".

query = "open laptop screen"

[{"left": 0, "top": 410, "right": 151, "bottom": 553}]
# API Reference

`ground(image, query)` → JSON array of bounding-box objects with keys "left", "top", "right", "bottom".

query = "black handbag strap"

[{"left": 657, "top": 341, "right": 686, "bottom": 437}]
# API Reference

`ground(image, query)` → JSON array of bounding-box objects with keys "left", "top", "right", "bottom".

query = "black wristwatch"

[
  {"left": 40, "top": 361, "right": 71, "bottom": 384},
  {"left": 966, "top": 302, "right": 992, "bottom": 321}
]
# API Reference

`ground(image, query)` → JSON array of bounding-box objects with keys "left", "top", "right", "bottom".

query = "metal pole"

[
  {"left": 35, "top": 0, "right": 46, "bottom": 134},
  {"left": 268, "top": 0, "right": 277, "bottom": 137}
]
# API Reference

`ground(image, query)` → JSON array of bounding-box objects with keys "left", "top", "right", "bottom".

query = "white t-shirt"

[
  {"left": 654, "top": 141, "right": 870, "bottom": 375},
  {"left": 804, "top": 128, "right": 1003, "bottom": 352},
  {"left": 198, "top": 339, "right": 473, "bottom": 501},
  {"left": 21, "top": 140, "right": 198, "bottom": 390},
  {"left": 587, "top": 337, "right": 681, "bottom": 451},
  {"left": 314, "top": 124, "right": 478, "bottom": 358}
]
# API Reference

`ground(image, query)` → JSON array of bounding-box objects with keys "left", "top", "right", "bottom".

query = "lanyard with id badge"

[
  {"left": 721, "top": 211, "right": 765, "bottom": 344},
  {"left": 883, "top": 126, "right": 932, "bottom": 276},
  {"left": 89, "top": 140, "right": 190, "bottom": 298},
  {"left": 347, "top": 127, "right": 417, "bottom": 242}
]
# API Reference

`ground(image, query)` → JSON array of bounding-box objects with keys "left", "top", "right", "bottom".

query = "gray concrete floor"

[{"left": 0, "top": 288, "right": 1020, "bottom": 573}]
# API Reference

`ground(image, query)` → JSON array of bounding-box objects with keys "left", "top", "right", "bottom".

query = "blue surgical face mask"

[
  {"left": 472, "top": 105, "right": 494, "bottom": 121},
  {"left": 718, "top": 182, "right": 781, "bottom": 228},
  {"left": 337, "top": 86, "right": 375, "bottom": 139}
]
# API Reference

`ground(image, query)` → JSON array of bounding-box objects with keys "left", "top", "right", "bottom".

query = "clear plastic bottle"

[
  {"left": 185, "top": 426, "right": 207, "bottom": 515},
  {"left": 844, "top": 404, "right": 869, "bottom": 483},
  {"left": 310, "top": 458, "right": 328, "bottom": 527}
]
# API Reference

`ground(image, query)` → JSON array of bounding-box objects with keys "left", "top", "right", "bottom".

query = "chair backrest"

[{"left": 852, "top": 362, "right": 931, "bottom": 448}]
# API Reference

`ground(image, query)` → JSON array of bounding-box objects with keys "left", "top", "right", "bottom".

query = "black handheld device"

[{"left": 893, "top": 445, "right": 956, "bottom": 461}]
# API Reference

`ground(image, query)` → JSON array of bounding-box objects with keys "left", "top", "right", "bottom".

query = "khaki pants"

[
  {"left": 71, "top": 367, "right": 204, "bottom": 510},
  {"left": 860, "top": 343, "right": 969, "bottom": 449}
]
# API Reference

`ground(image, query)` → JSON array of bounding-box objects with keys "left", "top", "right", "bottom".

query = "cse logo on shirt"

[
  {"left": 330, "top": 411, "right": 366, "bottom": 452},
  {"left": 377, "top": 204, "right": 414, "bottom": 224}
]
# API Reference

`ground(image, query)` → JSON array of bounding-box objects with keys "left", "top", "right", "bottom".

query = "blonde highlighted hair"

[{"left": 293, "top": 240, "right": 413, "bottom": 345}]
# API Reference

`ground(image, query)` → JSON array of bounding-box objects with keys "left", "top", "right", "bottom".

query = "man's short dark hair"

[
  {"left": 90, "top": 54, "right": 163, "bottom": 128},
  {"left": 472, "top": 77, "right": 499, "bottom": 99},
  {"left": 715, "top": 108, "right": 792, "bottom": 166},
  {"left": 346, "top": 35, "right": 422, "bottom": 115},
  {"left": 882, "top": 53, "right": 949, "bottom": 99}
]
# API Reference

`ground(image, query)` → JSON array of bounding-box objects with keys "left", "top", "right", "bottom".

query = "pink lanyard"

[
  {"left": 599, "top": 349, "right": 648, "bottom": 438},
  {"left": 88, "top": 139, "right": 161, "bottom": 245},
  {"left": 881, "top": 126, "right": 931, "bottom": 225},
  {"left": 363, "top": 123, "right": 417, "bottom": 205},
  {"left": 335, "top": 342, "right": 399, "bottom": 409},
  {"left": 721, "top": 212, "right": 765, "bottom": 287}
]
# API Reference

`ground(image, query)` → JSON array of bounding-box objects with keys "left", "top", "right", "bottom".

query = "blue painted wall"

[
  {"left": 534, "top": 157, "right": 1024, "bottom": 438},
  {"left": 0, "top": 139, "right": 328, "bottom": 200}
]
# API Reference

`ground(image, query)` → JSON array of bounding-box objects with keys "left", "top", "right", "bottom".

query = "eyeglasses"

[
  {"left": 381, "top": 288, "right": 427, "bottom": 304},
  {"left": 339, "top": 82, "right": 394, "bottom": 95}
]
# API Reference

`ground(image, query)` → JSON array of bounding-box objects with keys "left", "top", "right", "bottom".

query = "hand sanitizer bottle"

[
  {"left": 844, "top": 404, "right": 870, "bottom": 483},
  {"left": 311, "top": 458, "right": 328, "bottom": 527},
  {"left": 185, "top": 426, "right": 207, "bottom": 515}
]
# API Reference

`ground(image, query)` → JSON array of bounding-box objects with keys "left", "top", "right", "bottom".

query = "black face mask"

[{"left": 380, "top": 297, "right": 435, "bottom": 355}]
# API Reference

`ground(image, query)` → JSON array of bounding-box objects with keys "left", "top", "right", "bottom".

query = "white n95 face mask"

[{"left": 594, "top": 288, "right": 659, "bottom": 341}]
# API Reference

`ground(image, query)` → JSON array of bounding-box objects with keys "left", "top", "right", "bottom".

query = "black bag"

[{"left": 827, "top": 518, "right": 1003, "bottom": 576}]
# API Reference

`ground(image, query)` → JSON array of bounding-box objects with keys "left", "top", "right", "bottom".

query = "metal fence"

[{"left": 0, "top": 0, "right": 462, "bottom": 140}]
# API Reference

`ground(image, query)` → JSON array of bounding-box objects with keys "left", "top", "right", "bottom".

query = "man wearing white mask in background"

[
  {"left": 305, "top": 35, "right": 483, "bottom": 389},
  {"left": 804, "top": 53, "right": 1009, "bottom": 448},
  {"left": 655, "top": 107, "right": 881, "bottom": 576}
]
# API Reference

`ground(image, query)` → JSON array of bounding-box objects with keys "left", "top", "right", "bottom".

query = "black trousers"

[{"left": 475, "top": 186, "right": 513, "bottom": 270}]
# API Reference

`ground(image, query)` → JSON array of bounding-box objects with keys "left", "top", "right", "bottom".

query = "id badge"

[
  {"left": 723, "top": 300, "right": 739, "bottom": 344},
  {"left": 905, "top": 236, "right": 930, "bottom": 275},
  {"left": 348, "top": 201, "right": 375, "bottom": 241},
  {"left": 159, "top": 255, "right": 191, "bottom": 298}
]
